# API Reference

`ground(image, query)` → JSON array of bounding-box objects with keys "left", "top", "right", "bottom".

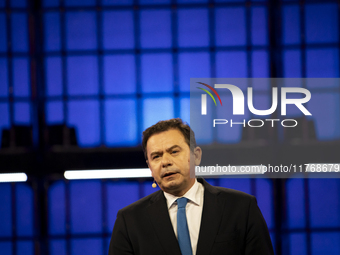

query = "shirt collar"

[{"left": 164, "top": 179, "right": 203, "bottom": 209}]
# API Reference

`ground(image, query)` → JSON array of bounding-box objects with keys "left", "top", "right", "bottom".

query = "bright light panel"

[
  {"left": 0, "top": 173, "right": 28, "bottom": 183},
  {"left": 64, "top": 168, "right": 152, "bottom": 180}
]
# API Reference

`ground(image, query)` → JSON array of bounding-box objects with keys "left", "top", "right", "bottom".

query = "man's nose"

[{"left": 162, "top": 153, "right": 172, "bottom": 167}]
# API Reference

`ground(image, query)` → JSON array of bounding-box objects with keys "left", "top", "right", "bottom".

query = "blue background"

[{"left": 0, "top": 0, "right": 340, "bottom": 254}]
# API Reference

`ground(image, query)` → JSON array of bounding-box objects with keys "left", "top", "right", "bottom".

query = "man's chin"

[
  {"left": 160, "top": 179, "right": 183, "bottom": 193},
  {"left": 163, "top": 179, "right": 180, "bottom": 188}
]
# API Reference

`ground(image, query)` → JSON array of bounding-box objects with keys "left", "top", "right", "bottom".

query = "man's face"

[{"left": 146, "top": 129, "right": 201, "bottom": 197}]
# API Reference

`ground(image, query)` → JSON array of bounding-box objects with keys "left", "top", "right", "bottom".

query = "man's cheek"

[{"left": 149, "top": 166, "right": 157, "bottom": 178}]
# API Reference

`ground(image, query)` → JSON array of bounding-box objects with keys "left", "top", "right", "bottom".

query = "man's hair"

[{"left": 142, "top": 118, "right": 197, "bottom": 160}]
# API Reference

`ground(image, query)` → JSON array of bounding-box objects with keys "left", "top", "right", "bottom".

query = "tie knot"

[{"left": 177, "top": 197, "right": 188, "bottom": 208}]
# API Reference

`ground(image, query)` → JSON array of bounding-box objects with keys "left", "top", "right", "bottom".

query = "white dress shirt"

[{"left": 163, "top": 179, "right": 204, "bottom": 255}]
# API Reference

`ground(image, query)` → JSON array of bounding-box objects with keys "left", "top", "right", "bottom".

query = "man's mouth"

[{"left": 162, "top": 172, "right": 177, "bottom": 178}]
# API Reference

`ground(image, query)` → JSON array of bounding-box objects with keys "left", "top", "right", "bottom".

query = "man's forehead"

[{"left": 146, "top": 129, "right": 187, "bottom": 151}]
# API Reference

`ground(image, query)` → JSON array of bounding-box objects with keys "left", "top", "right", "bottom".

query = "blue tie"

[{"left": 177, "top": 197, "right": 192, "bottom": 255}]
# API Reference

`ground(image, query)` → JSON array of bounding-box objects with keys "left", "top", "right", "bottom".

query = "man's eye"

[
  {"left": 172, "top": 150, "right": 179, "bottom": 154},
  {"left": 153, "top": 155, "right": 159, "bottom": 160}
]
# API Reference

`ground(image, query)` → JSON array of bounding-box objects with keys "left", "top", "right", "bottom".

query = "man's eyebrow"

[
  {"left": 149, "top": 145, "right": 181, "bottom": 158},
  {"left": 166, "top": 145, "right": 181, "bottom": 152},
  {"left": 150, "top": 151, "right": 162, "bottom": 157}
]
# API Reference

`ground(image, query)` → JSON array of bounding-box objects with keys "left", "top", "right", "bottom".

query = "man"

[{"left": 109, "top": 118, "right": 274, "bottom": 255}]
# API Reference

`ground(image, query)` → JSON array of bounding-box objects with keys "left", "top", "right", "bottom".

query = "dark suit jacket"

[{"left": 109, "top": 178, "right": 274, "bottom": 255}]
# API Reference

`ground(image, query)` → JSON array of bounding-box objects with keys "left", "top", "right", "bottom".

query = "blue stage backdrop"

[{"left": 0, "top": 0, "right": 340, "bottom": 255}]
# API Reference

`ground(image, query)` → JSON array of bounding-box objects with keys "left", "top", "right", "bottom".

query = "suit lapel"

[
  {"left": 196, "top": 179, "right": 225, "bottom": 255},
  {"left": 146, "top": 191, "right": 182, "bottom": 255}
]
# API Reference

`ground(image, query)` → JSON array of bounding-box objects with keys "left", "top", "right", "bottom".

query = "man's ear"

[{"left": 193, "top": 146, "right": 202, "bottom": 166}]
